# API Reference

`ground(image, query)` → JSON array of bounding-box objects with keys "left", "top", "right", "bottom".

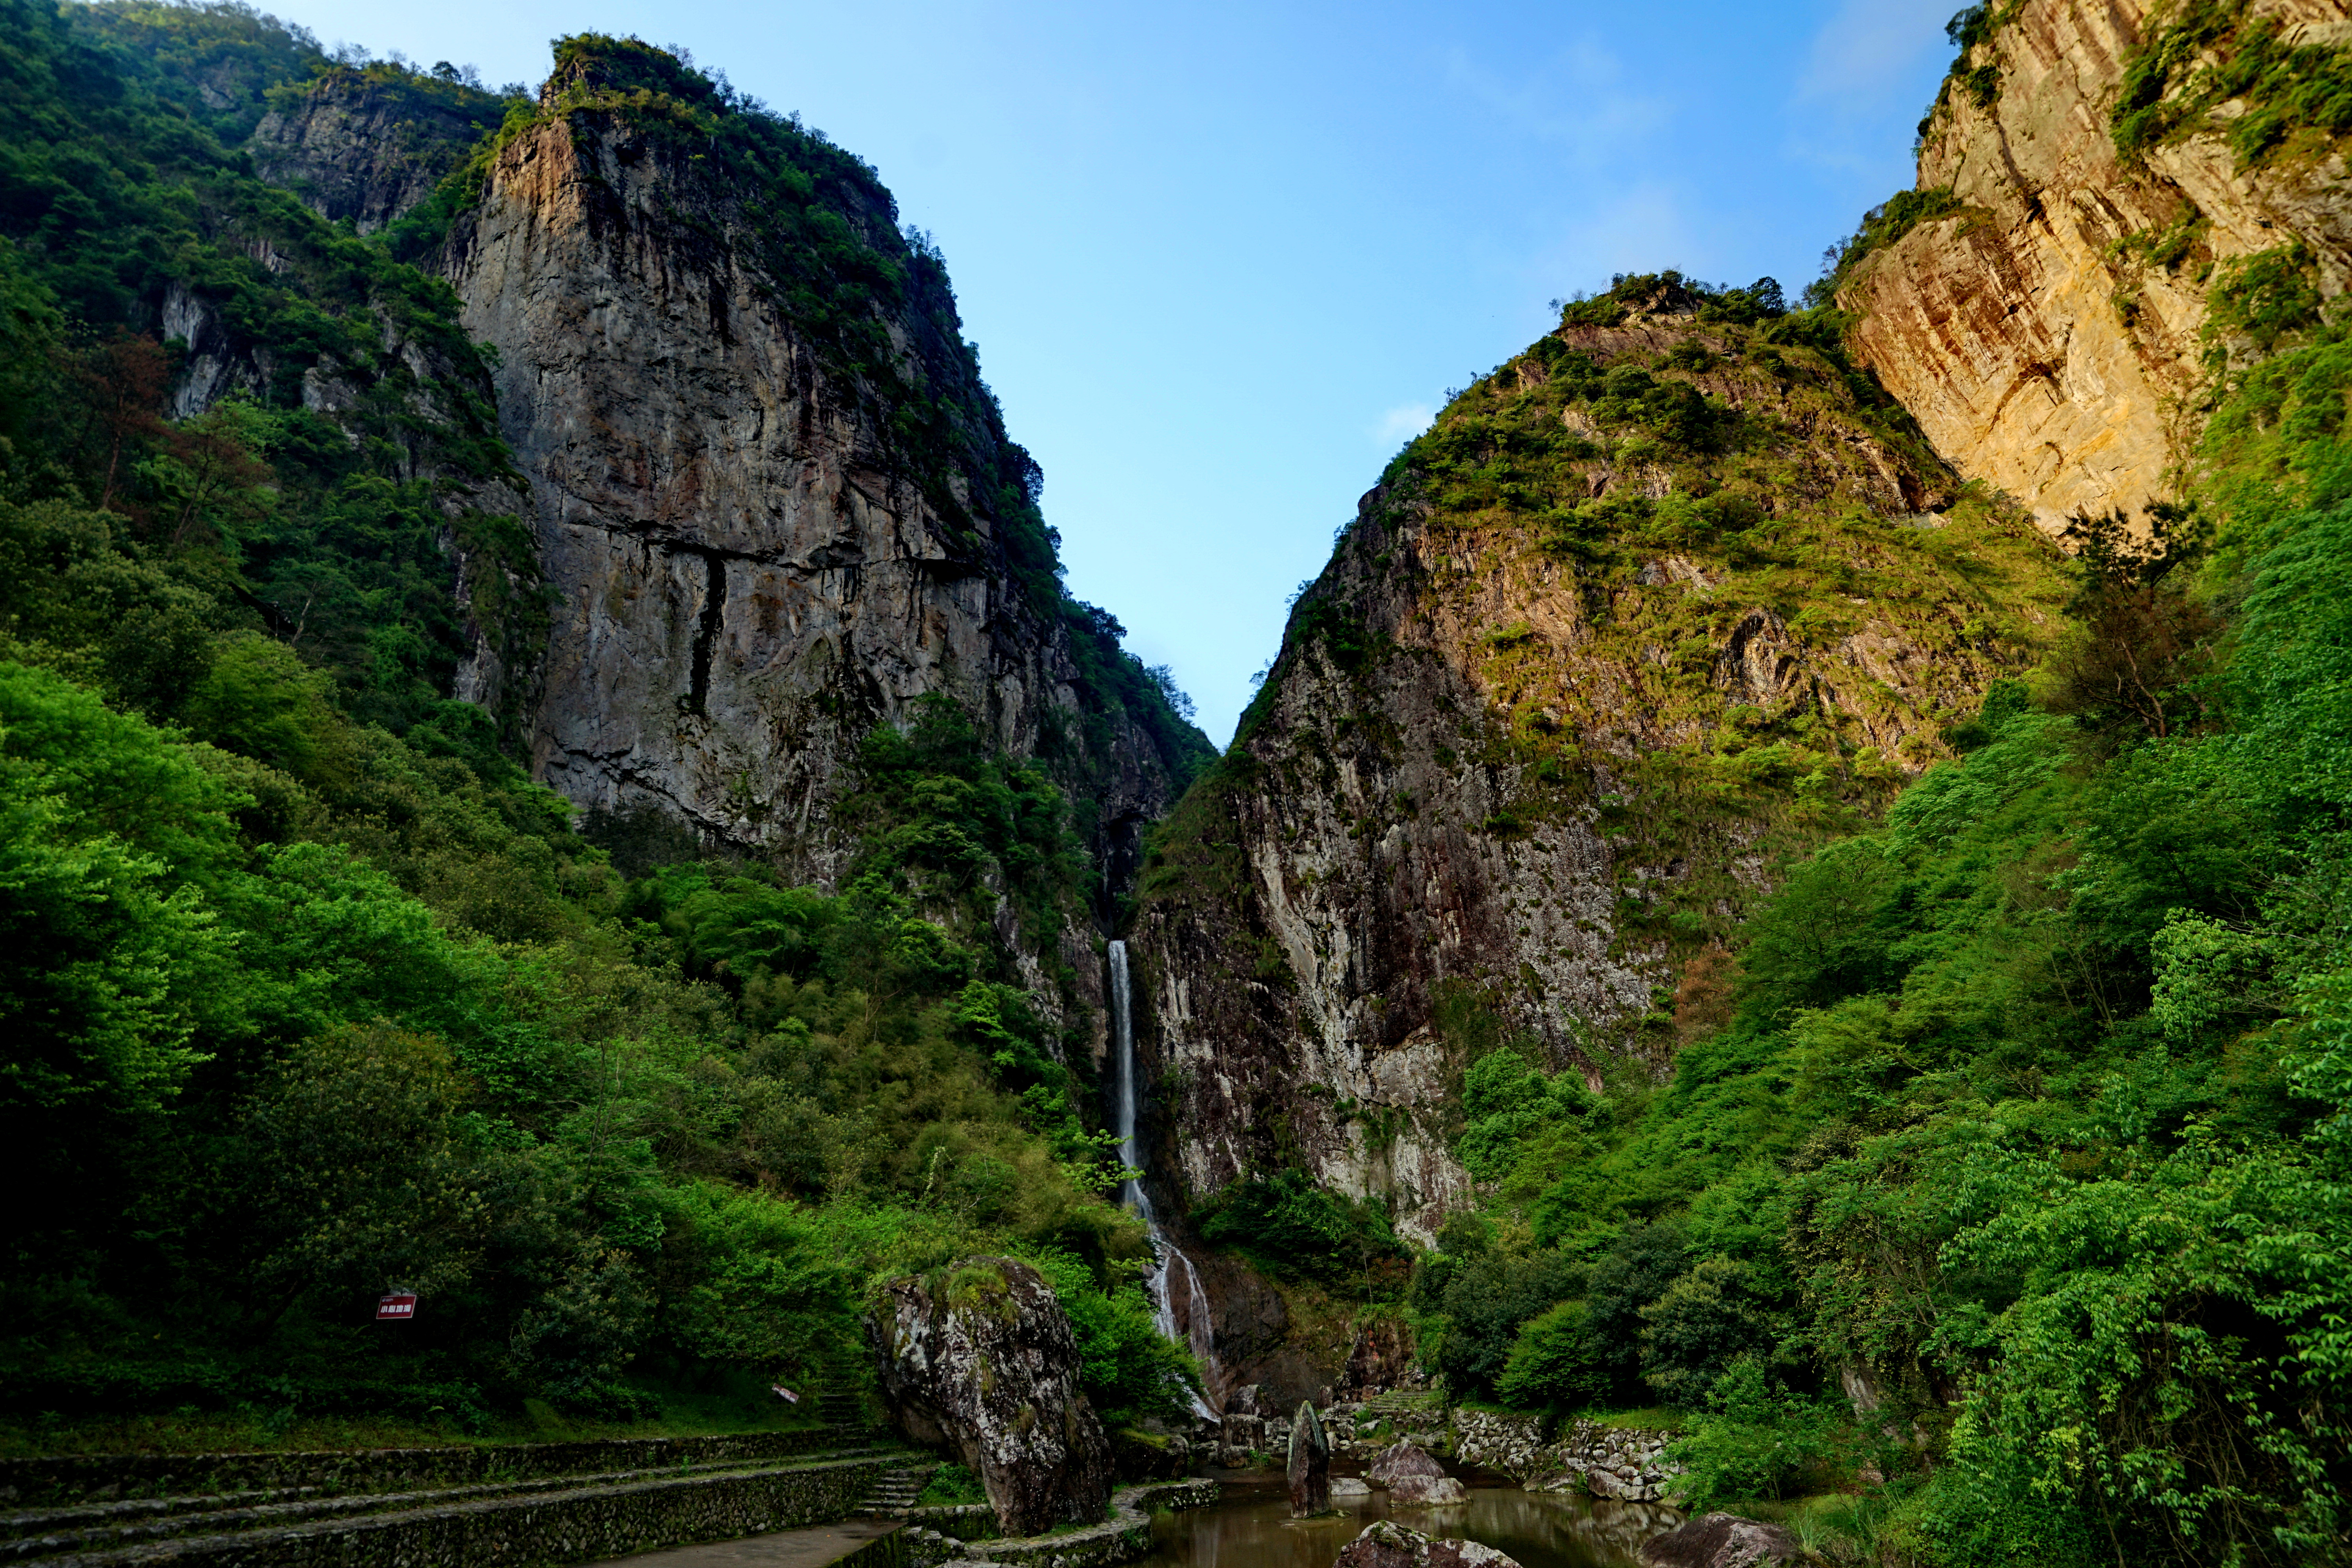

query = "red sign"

[{"left": 376, "top": 1293, "right": 418, "bottom": 1321}]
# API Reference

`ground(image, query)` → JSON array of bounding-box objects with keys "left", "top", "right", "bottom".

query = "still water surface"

[{"left": 1133, "top": 1475, "right": 1676, "bottom": 1568}]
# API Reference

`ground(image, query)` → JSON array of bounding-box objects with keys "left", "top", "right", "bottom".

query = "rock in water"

[
  {"left": 1334, "top": 1519, "right": 1523, "bottom": 1568},
  {"left": 1368, "top": 1439, "right": 1467, "bottom": 1506},
  {"left": 870, "top": 1257, "right": 1113, "bottom": 1536},
  {"left": 1332, "top": 1476, "right": 1374, "bottom": 1499},
  {"left": 1637, "top": 1512, "right": 1802, "bottom": 1568},
  {"left": 1289, "top": 1399, "right": 1332, "bottom": 1515}
]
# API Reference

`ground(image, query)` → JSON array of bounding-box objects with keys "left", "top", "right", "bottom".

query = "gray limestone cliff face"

[
  {"left": 250, "top": 71, "right": 507, "bottom": 235},
  {"left": 434, "top": 86, "right": 1190, "bottom": 877}
]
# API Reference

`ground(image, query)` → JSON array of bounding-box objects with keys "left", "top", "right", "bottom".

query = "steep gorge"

[{"left": 1132, "top": 0, "right": 2352, "bottom": 1413}]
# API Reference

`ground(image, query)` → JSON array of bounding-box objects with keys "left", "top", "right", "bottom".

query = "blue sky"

[{"left": 275, "top": 0, "right": 1957, "bottom": 744}]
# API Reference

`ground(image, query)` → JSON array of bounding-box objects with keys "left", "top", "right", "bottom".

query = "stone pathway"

[{"left": 586, "top": 1518, "right": 902, "bottom": 1568}]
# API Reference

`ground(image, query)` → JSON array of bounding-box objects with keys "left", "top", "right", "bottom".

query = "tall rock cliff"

[
  {"left": 1840, "top": 0, "right": 2352, "bottom": 529},
  {"left": 423, "top": 38, "right": 1206, "bottom": 877},
  {"left": 250, "top": 65, "right": 509, "bottom": 235},
  {"left": 1129, "top": 278, "right": 2068, "bottom": 1254}
]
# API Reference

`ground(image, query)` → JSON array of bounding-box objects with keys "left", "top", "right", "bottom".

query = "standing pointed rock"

[
  {"left": 1289, "top": 1399, "right": 1331, "bottom": 1516},
  {"left": 869, "top": 1256, "right": 1114, "bottom": 1537}
]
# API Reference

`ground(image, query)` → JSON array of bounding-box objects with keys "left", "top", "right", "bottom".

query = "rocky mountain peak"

[
  {"left": 415, "top": 38, "right": 1206, "bottom": 877},
  {"left": 1127, "top": 276, "right": 2068, "bottom": 1260},
  {"left": 249, "top": 66, "right": 508, "bottom": 235}
]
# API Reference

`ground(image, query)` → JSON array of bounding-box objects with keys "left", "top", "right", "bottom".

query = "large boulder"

[
  {"left": 869, "top": 1256, "right": 1114, "bottom": 1536},
  {"left": 1368, "top": 1438, "right": 1467, "bottom": 1505},
  {"left": 1289, "top": 1400, "right": 1331, "bottom": 1516},
  {"left": 1637, "top": 1513, "right": 1802, "bottom": 1568},
  {"left": 1334, "top": 1520, "right": 1522, "bottom": 1568}
]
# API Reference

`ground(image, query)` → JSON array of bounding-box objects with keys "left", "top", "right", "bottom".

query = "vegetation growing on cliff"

[
  {"left": 1179, "top": 272, "right": 2066, "bottom": 963},
  {"left": 1406, "top": 306, "right": 2352, "bottom": 1566},
  {"left": 2112, "top": 0, "right": 2352, "bottom": 168},
  {"left": 0, "top": 0, "right": 1204, "bottom": 1451}
]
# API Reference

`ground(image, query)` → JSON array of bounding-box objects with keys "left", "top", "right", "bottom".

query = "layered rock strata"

[{"left": 1842, "top": 0, "right": 2352, "bottom": 528}]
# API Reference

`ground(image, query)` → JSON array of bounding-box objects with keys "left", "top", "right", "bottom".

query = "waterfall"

[{"left": 1108, "top": 940, "right": 1220, "bottom": 1409}]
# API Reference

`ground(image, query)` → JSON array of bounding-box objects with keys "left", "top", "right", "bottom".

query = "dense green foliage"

[
  {"left": 0, "top": 0, "right": 1205, "bottom": 1450},
  {"left": 1412, "top": 325, "right": 2352, "bottom": 1563},
  {"left": 1193, "top": 1168, "right": 1408, "bottom": 1289}
]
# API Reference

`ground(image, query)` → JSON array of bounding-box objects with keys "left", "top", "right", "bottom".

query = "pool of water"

[{"left": 1131, "top": 1474, "right": 1680, "bottom": 1568}]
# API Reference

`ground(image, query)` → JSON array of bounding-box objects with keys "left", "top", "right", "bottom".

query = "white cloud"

[{"left": 1376, "top": 403, "right": 1435, "bottom": 443}]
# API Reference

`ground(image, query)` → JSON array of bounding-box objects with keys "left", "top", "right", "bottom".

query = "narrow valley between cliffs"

[{"left": 2, "top": 3, "right": 2351, "bottom": 1568}]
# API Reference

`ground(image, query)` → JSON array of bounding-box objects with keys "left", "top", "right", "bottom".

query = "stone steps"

[
  {"left": 2, "top": 1445, "right": 914, "bottom": 1568},
  {"left": 851, "top": 1465, "right": 936, "bottom": 1520}
]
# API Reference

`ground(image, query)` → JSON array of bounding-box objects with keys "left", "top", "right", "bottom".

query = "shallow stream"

[{"left": 1131, "top": 1475, "right": 1677, "bottom": 1568}]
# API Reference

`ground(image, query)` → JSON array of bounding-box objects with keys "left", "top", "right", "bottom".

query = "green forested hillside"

[
  {"left": 0, "top": 0, "right": 1194, "bottom": 1448},
  {"left": 1408, "top": 320, "right": 2352, "bottom": 1562}
]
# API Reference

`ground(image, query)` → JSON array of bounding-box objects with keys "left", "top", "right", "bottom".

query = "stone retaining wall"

[
  {"left": 905, "top": 1479, "right": 1216, "bottom": 1568},
  {"left": 0, "top": 1430, "right": 853, "bottom": 1509},
  {"left": 35, "top": 1453, "right": 897, "bottom": 1568},
  {"left": 1450, "top": 1412, "right": 1681, "bottom": 1503}
]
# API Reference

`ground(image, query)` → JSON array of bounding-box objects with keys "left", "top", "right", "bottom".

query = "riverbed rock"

[
  {"left": 1389, "top": 1473, "right": 1470, "bottom": 1506},
  {"left": 869, "top": 1256, "right": 1114, "bottom": 1536},
  {"left": 1333, "top": 1476, "right": 1374, "bottom": 1499},
  {"left": 1368, "top": 1439, "right": 1466, "bottom": 1506},
  {"left": 1332, "top": 1519, "right": 1523, "bottom": 1568},
  {"left": 1637, "top": 1512, "right": 1802, "bottom": 1568},
  {"left": 1289, "top": 1400, "right": 1332, "bottom": 1516},
  {"left": 1367, "top": 1439, "right": 1447, "bottom": 1489}
]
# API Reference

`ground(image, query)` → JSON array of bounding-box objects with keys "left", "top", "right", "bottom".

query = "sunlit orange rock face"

[{"left": 1842, "top": 0, "right": 2352, "bottom": 534}]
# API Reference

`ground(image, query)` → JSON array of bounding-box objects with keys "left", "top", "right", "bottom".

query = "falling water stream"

[{"left": 1108, "top": 939, "right": 1220, "bottom": 1411}]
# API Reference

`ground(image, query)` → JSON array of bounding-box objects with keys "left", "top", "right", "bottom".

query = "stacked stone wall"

[{"left": 0, "top": 1429, "right": 851, "bottom": 1509}]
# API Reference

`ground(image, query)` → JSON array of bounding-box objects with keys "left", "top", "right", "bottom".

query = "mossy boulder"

[{"left": 869, "top": 1256, "right": 1114, "bottom": 1536}]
